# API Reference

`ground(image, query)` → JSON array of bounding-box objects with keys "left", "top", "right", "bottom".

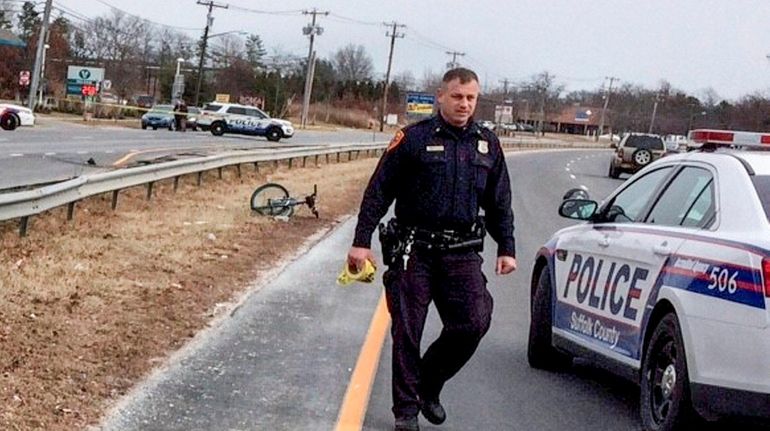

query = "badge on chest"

[{"left": 477, "top": 140, "right": 489, "bottom": 154}]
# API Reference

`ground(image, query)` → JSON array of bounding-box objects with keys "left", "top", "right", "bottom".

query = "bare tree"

[
  {"left": 420, "top": 68, "right": 442, "bottom": 93},
  {"left": 332, "top": 44, "right": 373, "bottom": 82},
  {"left": 393, "top": 70, "right": 416, "bottom": 91},
  {"left": 210, "top": 34, "right": 245, "bottom": 69}
]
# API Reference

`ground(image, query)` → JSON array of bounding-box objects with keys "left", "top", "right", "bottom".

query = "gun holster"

[{"left": 378, "top": 218, "right": 403, "bottom": 267}]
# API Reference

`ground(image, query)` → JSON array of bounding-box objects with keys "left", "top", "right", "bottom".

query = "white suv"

[{"left": 197, "top": 102, "right": 294, "bottom": 142}]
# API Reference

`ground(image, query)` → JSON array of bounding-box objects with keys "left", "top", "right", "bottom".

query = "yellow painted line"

[
  {"left": 112, "top": 151, "right": 140, "bottom": 167},
  {"left": 335, "top": 292, "right": 391, "bottom": 431}
]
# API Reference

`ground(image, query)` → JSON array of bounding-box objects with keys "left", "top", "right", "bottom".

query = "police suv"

[
  {"left": 197, "top": 102, "right": 294, "bottom": 142},
  {"left": 529, "top": 129, "right": 770, "bottom": 430}
]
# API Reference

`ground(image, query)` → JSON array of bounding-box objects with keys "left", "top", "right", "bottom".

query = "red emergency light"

[{"left": 687, "top": 129, "right": 770, "bottom": 148}]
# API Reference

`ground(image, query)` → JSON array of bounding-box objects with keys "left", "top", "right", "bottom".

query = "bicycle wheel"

[{"left": 250, "top": 183, "right": 294, "bottom": 217}]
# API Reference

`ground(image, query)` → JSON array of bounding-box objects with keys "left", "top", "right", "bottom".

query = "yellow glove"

[{"left": 337, "top": 259, "right": 377, "bottom": 286}]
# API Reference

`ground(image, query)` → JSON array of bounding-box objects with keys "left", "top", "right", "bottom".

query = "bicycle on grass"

[{"left": 250, "top": 183, "right": 319, "bottom": 218}]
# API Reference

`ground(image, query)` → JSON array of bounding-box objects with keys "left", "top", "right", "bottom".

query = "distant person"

[
  {"left": 173, "top": 100, "right": 188, "bottom": 132},
  {"left": 346, "top": 67, "right": 517, "bottom": 431}
]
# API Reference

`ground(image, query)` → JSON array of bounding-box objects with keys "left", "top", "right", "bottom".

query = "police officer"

[{"left": 347, "top": 67, "right": 516, "bottom": 431}]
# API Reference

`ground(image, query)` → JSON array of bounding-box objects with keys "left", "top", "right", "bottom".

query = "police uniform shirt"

[{"left": 353, "top": 115, "right": 515, "bottom": 257}]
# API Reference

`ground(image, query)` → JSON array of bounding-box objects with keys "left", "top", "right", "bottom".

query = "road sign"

[
  {"left": 18, "top": 70, "right": 30, "bottom": 86},
  {"left": 67, "top": 66, "right": 105, "bottom": 83},
  {"left": 215, "top": 94, "right": 230, "bottom": 103},
  {"left": 81, "top": 84, "right": 97, "bottom": 97},
  {"left": 406, "top": 92, "right": 435, "bottom": 116},
  {"left": 101, "top": 79, "right": 112, "bottom": 91}
]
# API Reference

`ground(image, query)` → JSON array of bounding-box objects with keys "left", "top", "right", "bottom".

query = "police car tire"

[
  {"left": 0, "top": 113, "right": 19, "bottom": 131},
  {"left": 632, "top": 148, "right": 653, "bottom": 167},
  {"left": 527, "top": 267, "right": 572, "bottom": 370},
  {"left": 640, "top": 314, "right": 698, "bottom": 431},
  {"left": 211, "top": 122, "right": 225, "bottom": 136},
  {"left": 266, "top": 127, "right": 282, "bottom": 142}
]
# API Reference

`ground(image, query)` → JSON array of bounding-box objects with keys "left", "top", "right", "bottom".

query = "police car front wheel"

[
  {"left": 640, "top": 313, "right": 700, "bottom": 431},
  {"left": 527, "top": 266, "right": 572, "bottom": 370},
  {"left": 210, "top": 122, "right": 225, "bottom": 136}
]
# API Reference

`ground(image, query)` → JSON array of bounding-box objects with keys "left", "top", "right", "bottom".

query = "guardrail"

[
  {"left": 0, "top": 139, "right": 609, "bottom": 236},
  {"left": 0, "top": 143, "right": 388, "bottom": 236}
]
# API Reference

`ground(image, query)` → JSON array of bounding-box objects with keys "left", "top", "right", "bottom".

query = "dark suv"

[{"left": 608, "top": 133, "right": 666, "bottom": 178}]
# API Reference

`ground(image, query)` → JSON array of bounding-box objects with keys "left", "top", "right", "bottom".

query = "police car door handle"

[
  {"left": 653, "top": 243, "right": 671, "bottom": 256},
  {"left": 598, "top": 236, "right": 610, "bottom": 248}
]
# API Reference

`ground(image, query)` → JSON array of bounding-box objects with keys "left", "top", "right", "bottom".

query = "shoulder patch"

[{"left": 387, "top": 130, "right": 406, "bottom": 152}]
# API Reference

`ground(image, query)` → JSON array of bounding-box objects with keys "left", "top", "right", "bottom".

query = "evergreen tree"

[
  {"left": 16, "top": 1, "right": 39, "bottom": 42},
  {"left": 245, "top": 34, "right": 266, "bottom": 70}
]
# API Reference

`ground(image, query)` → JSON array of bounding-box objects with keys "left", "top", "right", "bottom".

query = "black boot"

[
  {"left": 420, "top": 397, "right": 446, "bottom": 425},
  {"left": 394, "top": 416, "right": 420, "bottom": 431}
]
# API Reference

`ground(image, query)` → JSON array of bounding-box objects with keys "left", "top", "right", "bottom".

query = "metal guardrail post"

[
  {"left": 302, "top": 156, "right": 307, "bottom": 168},
  {"left": 67, "top": 201, "right": 76, "bottom": 221},
  {"left": 197, "top": 172, "right": 203, "bottom": 186},
  {"left": 112, "top": 190, "right": 119, "bottom": 210},
  {"left": 337, "top": 152, "right": 341, "bottom": 163},
  {"left": 19, "top": 216, "right": 29, "bottom": 237},
  {"left": 314, "top": 155, "right": 319, "bottom": 166},
  {"left": 288, "top": 158, "right": 293, "bottom": 169},
  {"left": 254, "top": 162, "right": 259, "bottom": 173},
  {"left": 236, "top": 164, "right": 242, "bottom": 178},
  {"left": 325, "top": 154, "right": 329, "bottom": 164},
  {"left": 173, "top": 176, "right": 180, "bottom": 192},
  {"left": 146, "top": 182, "right": 154, "bottom": 200},
  {"left": 217, "top": 167, "right": 223, "bottom": 179}
]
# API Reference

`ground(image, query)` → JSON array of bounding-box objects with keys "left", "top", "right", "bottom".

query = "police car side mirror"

[
  {"left": 562, "top": 187, "right": 589, "bottom": 200},
  {"left": 558, "top": 199, "right": 598, "bottom": 221}
]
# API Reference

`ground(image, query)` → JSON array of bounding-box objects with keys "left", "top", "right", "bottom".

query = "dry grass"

[{"left": 0, "top": 155, "right": 379, "bottom": 430}]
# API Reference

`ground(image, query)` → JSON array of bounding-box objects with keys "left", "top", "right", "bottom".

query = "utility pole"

[
  {"left": 194, "top": 0, "right": 228, "bottom": 107},
  {"left": 27, "top": 0, "right": 52, "bottom": 111},
  {"left": 499, "top": 78, "right": 511, "bottom": 96},
  {"left": 379, "top": 21, "right": 405, "bottom": 132},
  {"left": 300, "top": 8, "right": 329, "bottom": 128},
  {"left": 596, "top": 76, "right": 618, "bottom": 141},
  {"left": 648, "top": 92, "right": 661, "bottom": 134},
  {"left": 445, "top": 51, "right": 465, "bottom": 69}
]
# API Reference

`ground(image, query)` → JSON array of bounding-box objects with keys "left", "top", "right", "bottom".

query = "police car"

[
  {"left": 528, "top": 129, "right": 770, "bottom": 430},
  {"left": 197, "top": 102, "right": 294, "bottom": 142}
]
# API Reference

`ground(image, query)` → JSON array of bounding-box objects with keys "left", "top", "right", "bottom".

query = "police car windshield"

[
  {"left": 751, "top": 176, "right": 770, "bottom": 221},
  {"left": 202, "top": 103, "right": 222, "bottom": 112}
]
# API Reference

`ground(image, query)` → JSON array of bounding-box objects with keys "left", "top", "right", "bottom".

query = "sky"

[{"left": 42, "top": 0, "right": 770, "bottom": 101}]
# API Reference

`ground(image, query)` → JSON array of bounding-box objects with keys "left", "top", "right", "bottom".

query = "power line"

[
  {"left": 445, "top": 51, "right": 464, "bottom": 69},
  {"left": 90, "top": 0, "right": 203, "bottom": 31}
]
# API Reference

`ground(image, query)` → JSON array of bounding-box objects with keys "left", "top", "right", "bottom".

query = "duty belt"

[{"left": 378, "top": 218, "right": 485, "bottom": 268}]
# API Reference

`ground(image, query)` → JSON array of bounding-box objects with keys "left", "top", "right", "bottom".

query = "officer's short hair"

[{"left": 442, "top": 68, "right": 479, "bottom": 85}]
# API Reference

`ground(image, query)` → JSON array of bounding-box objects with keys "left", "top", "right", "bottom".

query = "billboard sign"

[
  {"left": 406, "top": 92, "right": 435, "bottom": 116},
  {"left": 66, "top": 66, "right": 105, "bottom": 96}
]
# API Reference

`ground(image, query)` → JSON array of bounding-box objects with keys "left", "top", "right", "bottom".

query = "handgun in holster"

[{"left": 378, "top": 218, "right": 403, "bottom": 266}]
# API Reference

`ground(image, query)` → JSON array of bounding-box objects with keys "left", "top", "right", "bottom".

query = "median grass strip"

[{"left": 0, "top": 156, "right": 378, "bottom": 430}]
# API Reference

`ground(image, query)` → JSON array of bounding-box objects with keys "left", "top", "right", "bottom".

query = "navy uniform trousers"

[{"left": 382, "top": 247, "right": 493, "bottom": 419}]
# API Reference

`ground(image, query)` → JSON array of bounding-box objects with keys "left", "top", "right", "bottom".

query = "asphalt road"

[
  {"left": 95, "top": 150, "right": 768, "bottom": 431},
  {"left": 0, "top": 117, "right": 390, "bottom": 190}
]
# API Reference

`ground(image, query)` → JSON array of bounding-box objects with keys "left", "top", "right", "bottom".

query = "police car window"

[
  {"left": 646, "top": 167, "right": 714, "bottom": 227},
  {"left": 226, "top": 107, "right": 247, "bottom": 115},
  {"left": 202, "top": 103, "right": 221, "bottom": 112},
  {"left": 604, "top": 167, "right": 673, "bottom": 223},
  {"left": 245, "top": 108, "right": 265, "bottom": 118},
  {"left": 750, "top": 176, "right": 770, "bottom": 221}
]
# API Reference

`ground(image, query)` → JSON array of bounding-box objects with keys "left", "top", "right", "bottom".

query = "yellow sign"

[{"left": 215, "top": 93, "right": 230, "bottom": 103}]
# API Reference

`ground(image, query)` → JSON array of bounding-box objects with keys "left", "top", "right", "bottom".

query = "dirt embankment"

[{"left": 0, "top": 156, "right": 378, "bottom": 430}]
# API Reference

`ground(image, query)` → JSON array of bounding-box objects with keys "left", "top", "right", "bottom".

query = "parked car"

[
  {"left": 0, "top": 103, "right": 35, "bottom": 126},
  {"left": 141, "top": 104, "right": 175, "bottom": 130},
  {"left": 132, "top": 95, "right": 155, "bottom": 109},
  {"left": 197, "top": 102, "right": 294, "bottom": 142},
  {"left": 529, "top": 129, "right": 770, "bottom": 430},
  {"left": 608, "top": 133, "right": 666, "bottom": 178},
  {"left": 186, "top": 106, "right": 200, "bottom": 131},
  {"left": 479, "top": 120, "right": 496, "bottom": 131},
  {"left": 517, "top": 122, "right": 535, "bottom": 133}
]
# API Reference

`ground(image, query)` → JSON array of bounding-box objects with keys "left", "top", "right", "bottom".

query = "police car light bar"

[{"left": 688, "top": 129, "right": 770, "bottom": 147}]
